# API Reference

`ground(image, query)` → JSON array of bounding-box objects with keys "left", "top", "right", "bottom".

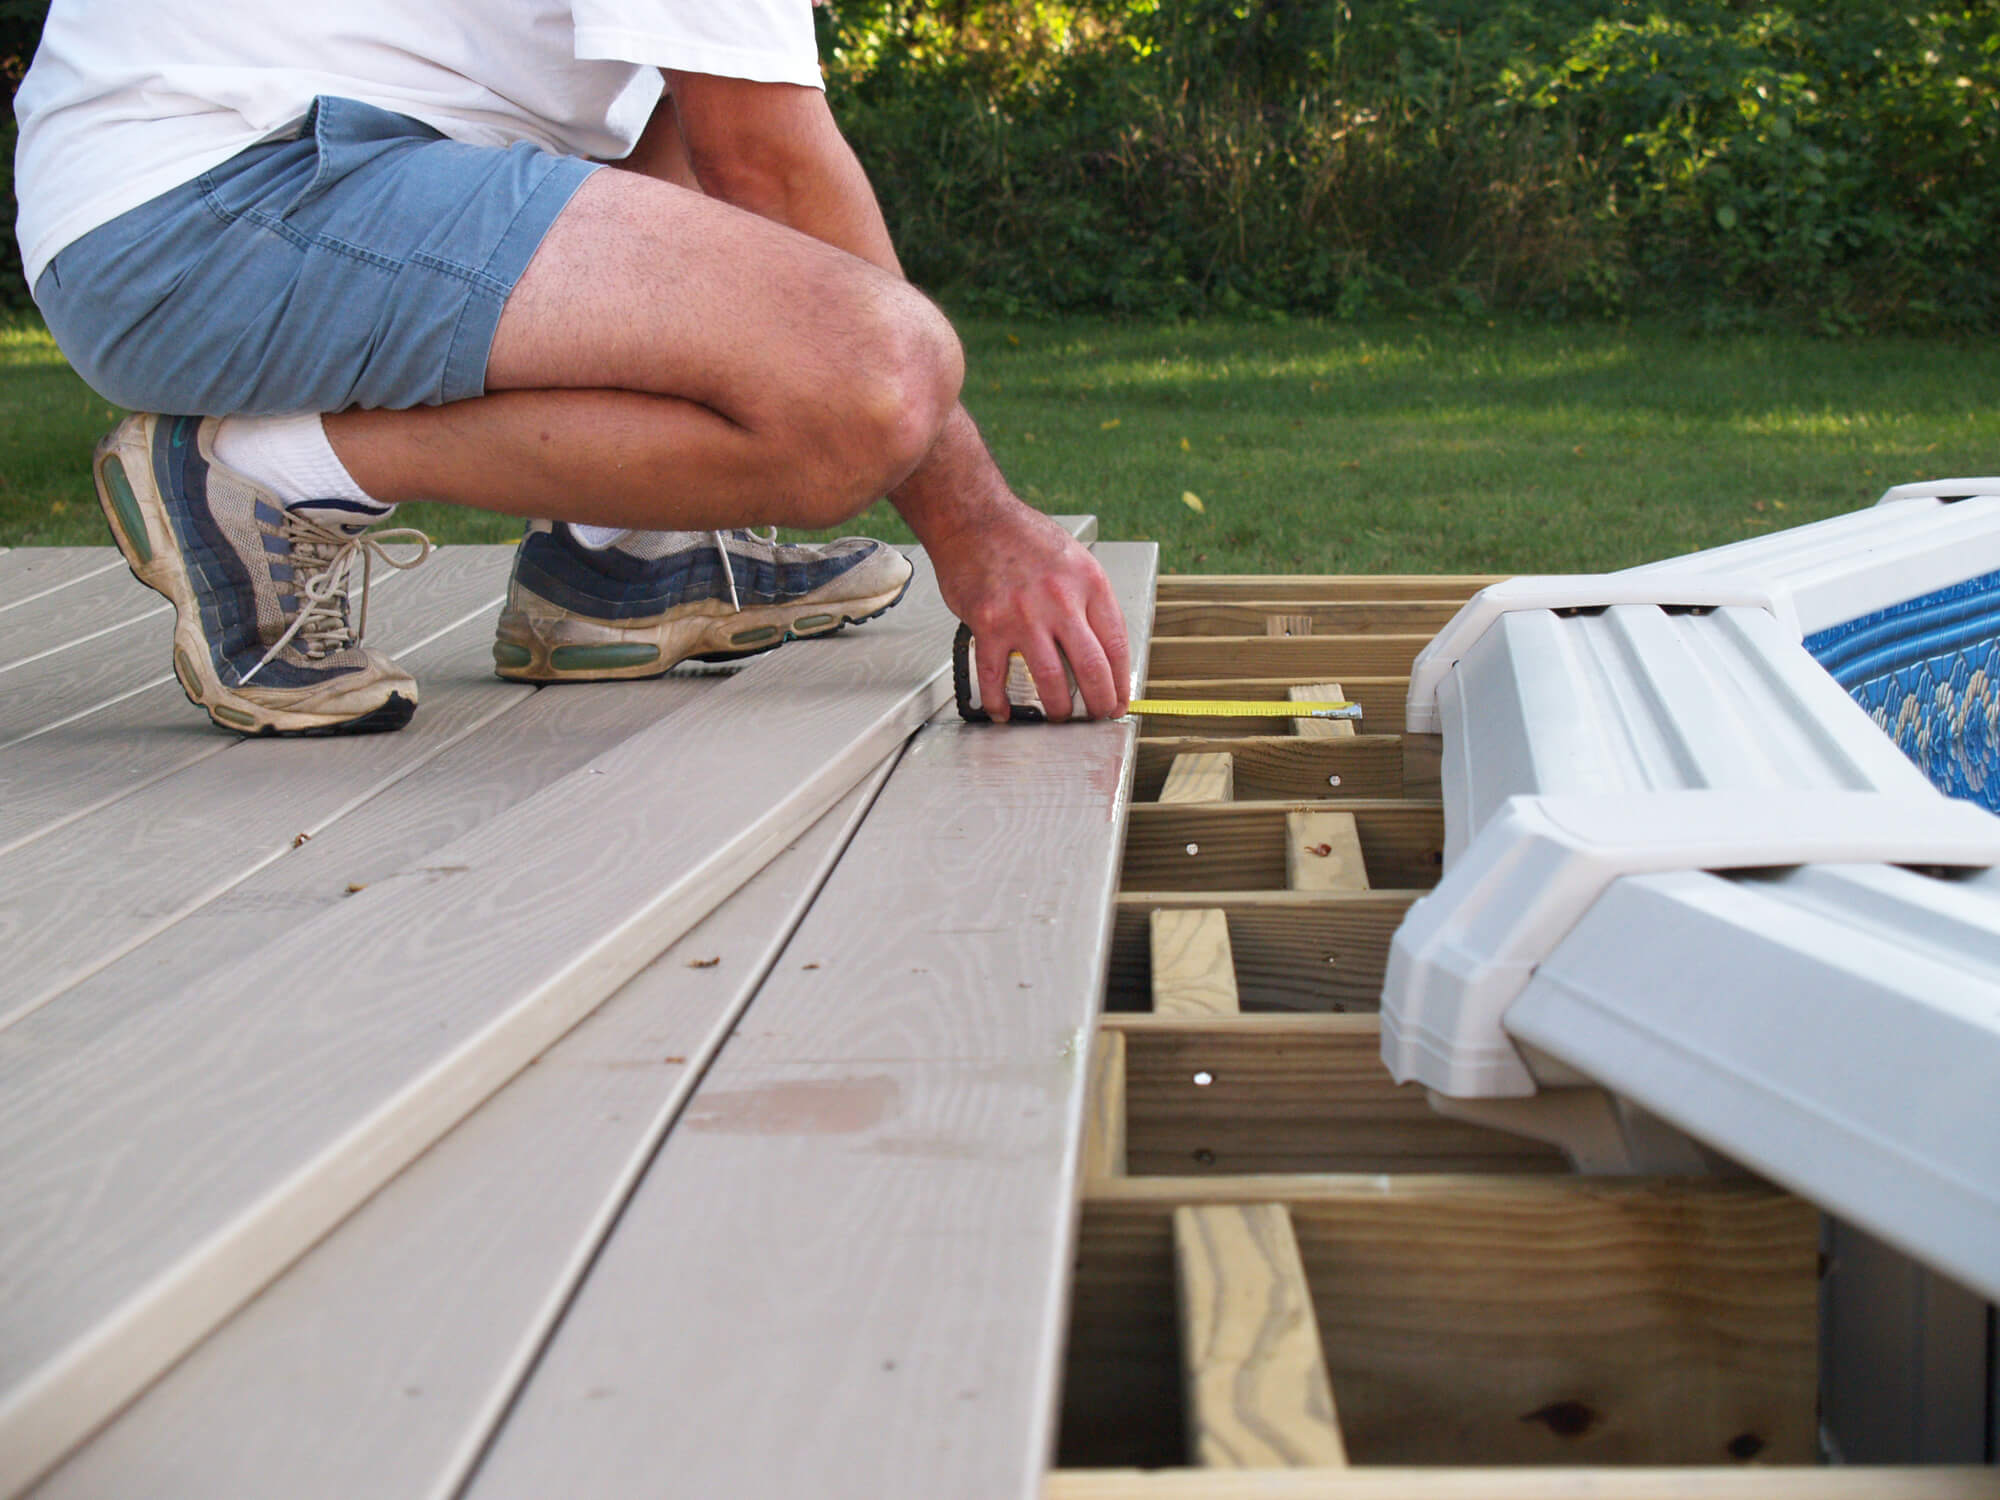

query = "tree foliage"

[{"left": 821, "top": 0, "right": 2000, "bottom": 329}]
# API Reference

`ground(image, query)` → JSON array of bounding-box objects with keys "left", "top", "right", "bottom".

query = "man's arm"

[{"left": 646, "top": 73, "right": 1131, "bottom": 721}]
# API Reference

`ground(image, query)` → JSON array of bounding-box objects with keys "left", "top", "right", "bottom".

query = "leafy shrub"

[{"left": 824, "top": 1, "right": 2000, "bottom": 329}]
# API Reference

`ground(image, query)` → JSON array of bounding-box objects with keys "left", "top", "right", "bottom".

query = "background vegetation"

[
  {"left": 818, "top": 0, "right": 1999, "bottom": 331},
  {"left": 10, "top": 312, "right": 1998, "bottom": 573},
  {"left": 3, "top": 2, "right": 1995, "bottom": 329}
]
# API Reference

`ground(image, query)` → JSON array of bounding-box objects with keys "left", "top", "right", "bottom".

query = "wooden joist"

[
  {"left": 1160, "top": 752, "right": 1235, "bottom": 804},
  {"left": 1110, "top": 892, "right": 1415, "bottom": 1014},
  {"left": 1085, "top": 1029, "right": 1130, "bottom": 1186},
  {"left": 1284, "top": 811, "right": 1369, "bottom": 894},
  {"left": 1151, "top": 601, "right": 1463, "bottom": 638},
  {"left": 1104, "top": 1015, "right": 1567, "bottom": 1177},
  {"left": 1066, "top": 1177, "right": 1818, "bottom": 1472},
  {"left": 1175, "top": 1204, "right": 1348, "bottom": 1469},
  {"left": 1122, "top": 802, "right": 1442, "bottom": 893},
  {"left": 1138, "top": 680, "right": 1408, "bottom": 737},
  {"left": 1149, "top": 636, "right": 1432, "bottom": 682},
  {"left": 1134, "top": 739, "right": 1404, "bottom": 802},
  {"left": 1288, "top": 683, "right": 1354, "bottom": 741},
  {"left": 1150, "top": 908, "right": 1241, "bottom": 1017}
]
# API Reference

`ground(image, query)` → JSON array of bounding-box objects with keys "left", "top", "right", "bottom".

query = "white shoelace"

[
  {"left": 241, "top": 510, "right": 433, "bottom": 684},
  {"left": 709, "top": 526, "right": 779, "bottom": 614}
]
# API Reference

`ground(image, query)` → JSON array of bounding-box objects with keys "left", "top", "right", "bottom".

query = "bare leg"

[{"left": 322, "top": 167, "right": 963, "bottom": 531}]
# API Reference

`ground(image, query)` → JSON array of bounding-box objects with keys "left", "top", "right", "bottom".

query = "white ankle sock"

[
  {"left": 213, "top": 413, "right": 392, "bottom": 516},
  {"left": 567, "top": 523, "right": 630, "bottom": 550}
]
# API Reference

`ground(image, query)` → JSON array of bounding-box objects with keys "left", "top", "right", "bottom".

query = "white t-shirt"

[{"left": 12, "top": 0, "right": 821, "bottom": 286}]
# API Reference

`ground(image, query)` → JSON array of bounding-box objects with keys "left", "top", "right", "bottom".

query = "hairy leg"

[{"left": 323, "top": 167, "right": 963, "bottom": 531}]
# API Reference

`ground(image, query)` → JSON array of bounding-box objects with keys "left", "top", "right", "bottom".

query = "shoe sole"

[
  {"left": 93, "top": 420, "right": 415, "bottom": 737},
  {"left": 492, "top": 571, "right": 915, "bottom": 683}
]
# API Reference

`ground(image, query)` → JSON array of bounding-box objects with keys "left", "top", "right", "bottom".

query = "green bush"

[
  {"left": 1, "top": 2, "right": 1994, "bottom": 329},
  {"left": 823, "top": 1, "right": 2000, "bottom": 330}
]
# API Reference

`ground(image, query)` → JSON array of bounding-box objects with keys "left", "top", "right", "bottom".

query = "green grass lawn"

[{"left": 5, "top": 311, "right": 1998, "bottom": 574}]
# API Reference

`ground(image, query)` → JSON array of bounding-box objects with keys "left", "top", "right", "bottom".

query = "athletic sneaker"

[
  {"left": 492, "top": 523, "right": 916, "bottom": 681},
  {"left": 92, "top": 414, "right": 431, "bottom": 736}
]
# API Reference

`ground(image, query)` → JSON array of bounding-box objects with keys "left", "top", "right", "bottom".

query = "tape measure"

[{"left": 951, "top": 624, "right": 1361, "bottom": 725}]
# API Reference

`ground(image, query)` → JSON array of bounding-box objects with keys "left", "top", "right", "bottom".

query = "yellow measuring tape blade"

[{"left": 1127, "top": 698, "right": 1359, "bottom": 719}]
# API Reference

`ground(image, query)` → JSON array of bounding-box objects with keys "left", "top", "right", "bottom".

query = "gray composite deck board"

[
  {"left": 465, "top": 542, "right": 1159, "bottom": 1500},
  {"left": 0, "top": 545, "right": 512, "bottom": 858},
  {"left": 0, "top": 542, "right": 1027, "bottom": 1496},
  {"left": 0, "top": 542, "right": 443, "bottom": 748},
  {"left": 0, "top": 567, "right": 166, "bottom": 675},
  {"left": 29, "top": 760, "right": 900, "bottom": 1500},
  {"left": 33, "top": 670, "right": 712, "bottom": 1002},
  {"left": 0, "top": 548, "right": 518, "bottom": 1019},
  {"left": 0, "top": 549, "right": 124, "bottom": 606}
]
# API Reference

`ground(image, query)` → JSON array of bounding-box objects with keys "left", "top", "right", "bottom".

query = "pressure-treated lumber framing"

[
  {"left": 1149, "top": 637, "right": 1433, "bottom": 682},
  {"left": 1138, "top": 681, "right": 1408, "bottom": 737},
  {"left": 1122, "top": 802, "right": 1442, "bottom": 892},
  {"left": 1288, "top": 683, "right": 1354, "bottom": 741},
  {"left": 1134, "top": 739, "right": 1404, "bottom": 802},
  {"left": 29, "top": 760, "right": 900, "bottom": 1500},
  {"left": 1067, "top": 1177, "right": 1817, "bottom": 1470},
  {"left": 1109, "top": 892, "right": 1416, "bottom": 1013},
  {"left": 1174, "top": 1204, "right": 1348, "bottom": 1468},
  {"left": 1160, "top": 752, "right": 1235, "bottom": 803},
  {"left": 1085, "top": 1030, "right": 1130, "bottom": 1186},
  {"left": 1105, "top": 1015, "right": 1566, "bottom": 1177},
  {"left": 1151, "top": 602, "right": 1463, "bottom": 638},
  {"left": 1284, "top": 811, "right": 1369, "bottom": 893},
  {"left": 1150, "top": 908, "right": 1241, "bottom": 1017},
  {"left": 460, "top": 544, "right": 1158, "bottom": 1500},
  {"left": 0, "top": 532, "right": 1098, "bottom": 1498}
]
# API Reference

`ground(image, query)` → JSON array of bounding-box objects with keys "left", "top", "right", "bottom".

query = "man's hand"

[
  {"left": 653, "top": 75, "right": 1131, "bottom": 713},
  {"left": 926, "top": 501, "right": 1131, "bottom": 722}
]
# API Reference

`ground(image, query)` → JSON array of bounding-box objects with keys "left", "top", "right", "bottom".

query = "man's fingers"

[
  {"left": 1057, "top": 620, "right": 1121, "bottom": 722},
  {"left": 1085, "top": 586, "right": 1133, "bottom": 713},
  {"left": 975, "top": 632, "right": 1013, "bottom": 722},
  {"left": 1018, "top": 637, "right": 1077, "bottom": 722}
]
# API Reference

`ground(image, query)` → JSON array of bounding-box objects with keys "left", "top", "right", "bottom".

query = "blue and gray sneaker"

[
  {"left": 92, "top": 414, "right": 431, "bottom": 736},
  {"left": 492, "top": 522, "right": 916, "bottom": 681}
]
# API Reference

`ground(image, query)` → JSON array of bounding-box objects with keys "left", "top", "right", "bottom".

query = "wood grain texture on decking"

[
  {"left": 462, "top": 544, "right": 1158, "bottom": 1500},
  {"left": 0, "top": 538, "right": 1063, "bottom": 1499},
  {"left": 29, "top": 763, "right": 897, "bottom": 1500},
  {"left": 0, "top": 566, "right": 167, "bottom": 674},
  {"left": 0, "top": 548, "right": 124, "bottom": 605},
  {"left": 0, "top": 554, "right": 520, "bottom": 1020},
  {"left": 0, "top": 546, "right": 511, "bottom": 860}
]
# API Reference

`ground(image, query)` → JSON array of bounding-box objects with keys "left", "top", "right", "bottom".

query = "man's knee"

[{"left": 789, "top": 285, "right": 962, "bottom": 527}]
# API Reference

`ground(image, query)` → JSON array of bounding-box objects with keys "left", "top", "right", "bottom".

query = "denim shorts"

[{"left": 34, "top": 96, "right": 600, "bottom": 415}]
